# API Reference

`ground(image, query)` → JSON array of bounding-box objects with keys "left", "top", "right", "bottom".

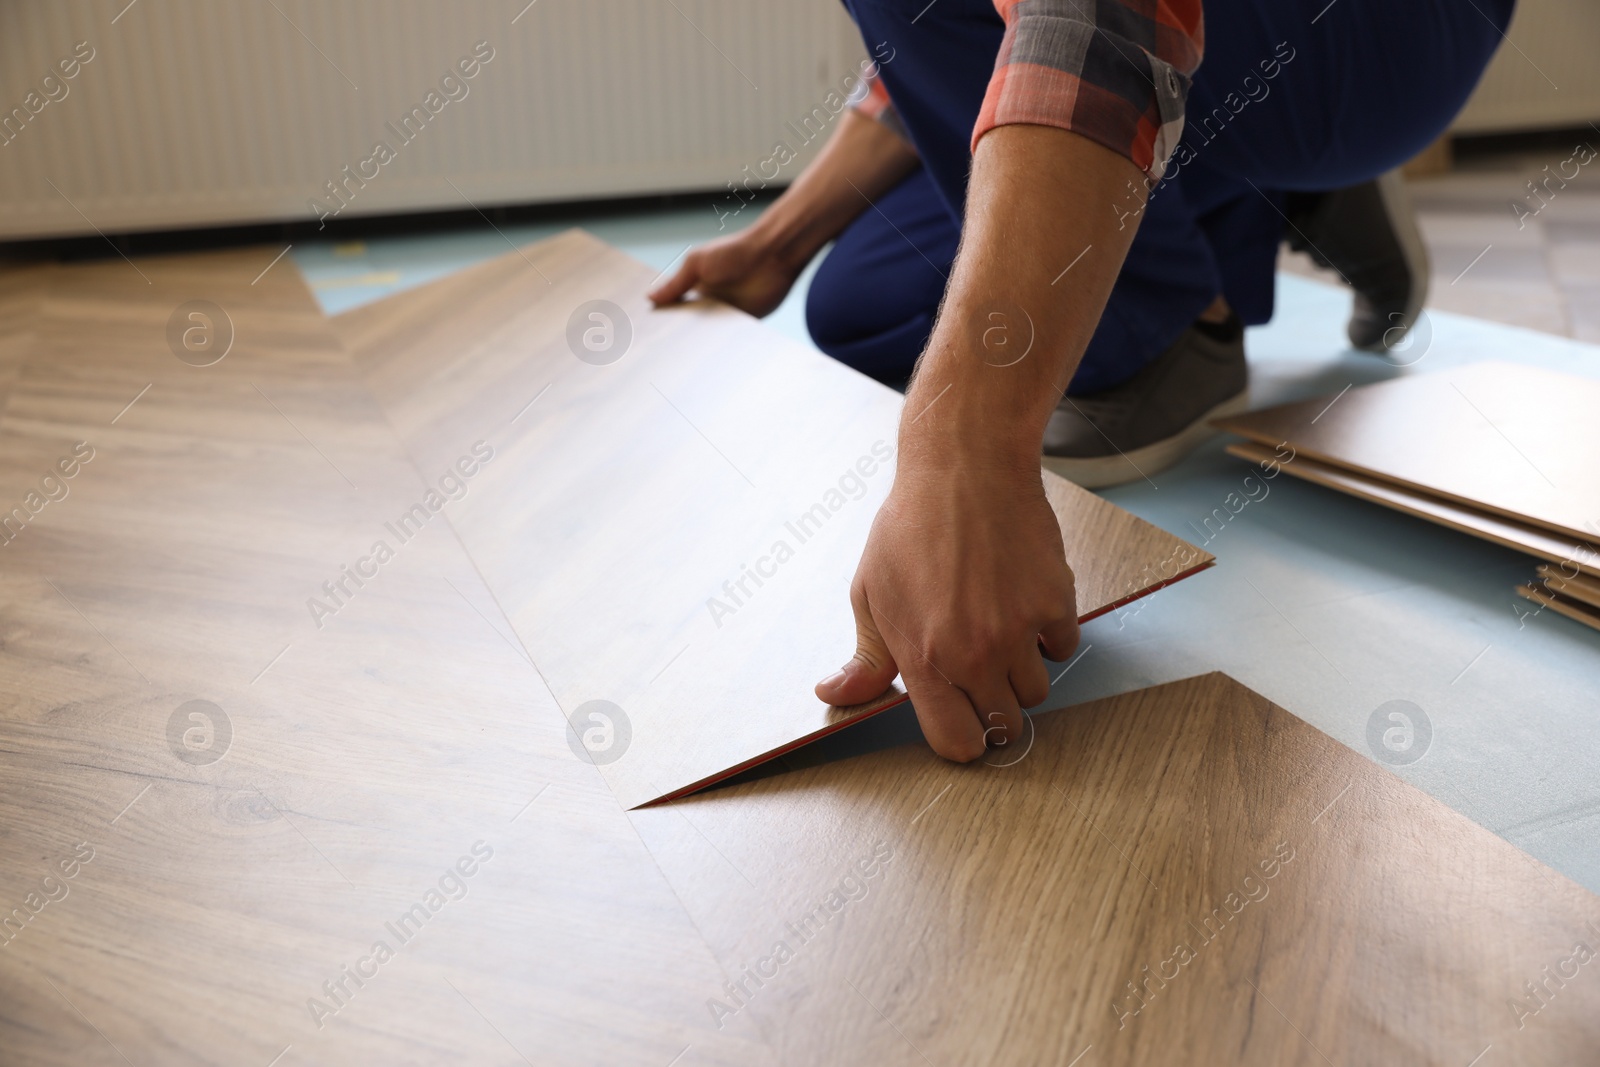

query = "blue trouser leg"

[
  {"left": 808, "top": 0, "right": 1514, "bottom": 392},
  {"left": 805, "top": 164, "right": 957, "bottom": 384}
]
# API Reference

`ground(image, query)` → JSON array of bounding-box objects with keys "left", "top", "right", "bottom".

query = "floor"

[
  {"left": 1283, "top": 140, "right": 1600, "bottom": 341},
  {"left": 293, "top": 148, "right": 1600, "bottom": 895}
]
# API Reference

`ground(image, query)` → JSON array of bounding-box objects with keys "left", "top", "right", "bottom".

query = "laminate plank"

[
  {"left": 1214, "top": 362, "right": 1600, "bottom": 544},
  {"left": 0, "top": 254, "right": 775, "bottom": 1066},
  {"left": 1225, "top": 440, "right": 1600, "bottom": 579},
  {"left": 1518, "top": 581, "right": 1600, "bottom": 634},
  {"left": 0, "top": 266, "right": 47, "bottom": 417},
  {"left": 1538, "top": 564, "right": 1600, "bottom": 611},
  {"left": 331, "top": 229, "right": 1212, "bottom": 809},
  {"left": 632, "top": 671, "right": 1600, "bottom": 1066}
]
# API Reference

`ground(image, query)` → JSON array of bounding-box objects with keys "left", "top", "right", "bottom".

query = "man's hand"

[
  {"left": 815, "top": 465, "right": 1079, "bottom": 757},
  {"left": 647, "top": 228, "right": 803, "bottom": 318},
  {"left": 646, "top": 109, "right": 917, "bottom": 317},
  {"left": 813, "top": 125, "right": 1147, "bottom": 759}
]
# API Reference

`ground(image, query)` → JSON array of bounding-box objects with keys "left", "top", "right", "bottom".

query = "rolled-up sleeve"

[
  {"left": 974, "top": 0, "right": 1204, "bottom": 179},
  {"left": 852, "top": 64, "right": 913, "bottom": 145}
]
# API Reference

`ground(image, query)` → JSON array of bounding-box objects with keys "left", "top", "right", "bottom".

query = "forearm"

[
  {"left": 747, "top": 109, "right": 919, "bottom": 271},
  {"left": 899, "top": 125, "right": 1146, "bottom": 474}
]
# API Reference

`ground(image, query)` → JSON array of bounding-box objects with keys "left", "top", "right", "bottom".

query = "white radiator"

[
  {"left": 4, "top": 1, "right": 1592, "bottom": 242},
  {"left": 0, "top": 0, "right": 866, "bottom": 239},
  {"left": 1453, "top": 0, "right": 1600, "bottom": 135}
]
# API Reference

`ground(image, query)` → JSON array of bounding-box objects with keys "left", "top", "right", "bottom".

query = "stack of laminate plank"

[
  {"left": 1215, "top": 361, "right": 1600, "bottom": 634},
  {"left": 0, "top": 234, "right": 1595, "bottom": 1065}
]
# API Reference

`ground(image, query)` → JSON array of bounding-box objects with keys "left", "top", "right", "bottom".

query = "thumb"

[
  {"left": 647, "top": 252, "right": 702, "bottom": 306},
  {"left": 815, "top": 583, "right": 899, "bottom": 706}
]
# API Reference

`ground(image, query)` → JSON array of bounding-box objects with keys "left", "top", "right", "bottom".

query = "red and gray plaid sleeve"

[
  {"left": 854, "top": 69, "right": 913, "bottom": 144},
  {"left": 976, "top": 0, "right": 1204, "bottom": 177}
]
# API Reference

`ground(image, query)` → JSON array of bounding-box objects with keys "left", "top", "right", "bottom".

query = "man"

[{"left": 649, "top": 0, "right": 1512, "bottom": 761}]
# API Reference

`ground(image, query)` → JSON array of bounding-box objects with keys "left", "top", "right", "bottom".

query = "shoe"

[
  {"left": 1041, "top": 315, "right": 1249, "bottom": 489},
  {"left": 1284, "top": 169, "right": 1430, "bottom": 352}
]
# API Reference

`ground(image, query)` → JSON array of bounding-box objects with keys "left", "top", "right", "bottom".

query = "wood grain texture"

[
  {"left": 331, "top": 229, "right": 1211, "bottom": 809},
  {"left": 1215, "top": 362, "right": 1600, "bottom": 543},
  {"left": 3, "top": 248, "right": 1593, "bottom": 1064},
  {"left": 1226, "top": 440, "right": 1600, "bottom": 579},
  {"left": 633, "top": 671, "right": 1600, "bottom": 1067},
  {"left": 0, "top": 254, "right": 775, "bottom": 1066}
]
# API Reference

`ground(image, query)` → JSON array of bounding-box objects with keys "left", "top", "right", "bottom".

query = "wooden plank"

[
  {"left": 0, "top": 265, "right": 47, "bottom": 416},
  {"left": 1538, "top": 565, "right": 1600, "bottom": 611},
  {"left": 632, "top": 671, "right": 1600, "bottom": 1066},
  {"left": 1225, "top": 440, "right": 1600, "bottom": 579},
  {"left": 1519, "top": 581, "right": 1600, "bottom": 634},
  {"left": 1214, "top": 362, "right": 1600, "bottom": 544},
  {"left": 331, "top": 229, "right": 1212, "bottom": 809},
  {"left": 0, "top": 255, "right": 775, "bottom": 1066}
]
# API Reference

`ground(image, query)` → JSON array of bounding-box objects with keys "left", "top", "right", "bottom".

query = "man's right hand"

[
  {"left": 646, "top": 228, "right": 803, "bottom": 318},
  {"left": 645, "top": 108, "right": 919, "bottom": 320}
]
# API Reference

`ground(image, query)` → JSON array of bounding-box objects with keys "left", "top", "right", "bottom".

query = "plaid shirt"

[{"left": 859, "top": 0, "right": 1203, "bottom": 179}]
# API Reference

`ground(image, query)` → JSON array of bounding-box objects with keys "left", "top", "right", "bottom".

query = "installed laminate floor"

[
  {"left": 633, "top": 671, "right": 1600, "bottom": 1066},
  {"left": 0, "top": 250, "right": 775, "bottom": 1066},
  {"left": 0, "top": 215, "right": 1596, "bottom": 1065}
]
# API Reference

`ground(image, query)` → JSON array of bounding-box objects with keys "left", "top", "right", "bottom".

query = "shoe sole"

[
  {"left": 1354, "top": 169, "right": 1431, "bottom": 353},
  {"left": 1041, "top": 388, "right": 1251, "bottom": 490}
]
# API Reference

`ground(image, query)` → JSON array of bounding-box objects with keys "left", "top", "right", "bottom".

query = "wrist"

[
  {"left": 747, "top": 196, "right": 831, "bottom": 275},
  {"left": 897, "top": 393, "right": 1045, "bottom": 480}
]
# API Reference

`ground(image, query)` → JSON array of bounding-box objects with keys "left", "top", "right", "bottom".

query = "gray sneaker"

[
  {"left": 1041, "top": 315, "right": 1249, "bottom": 489},
  {"left": 1285, "top": 169, "right": 1430, "bottom": 352}
]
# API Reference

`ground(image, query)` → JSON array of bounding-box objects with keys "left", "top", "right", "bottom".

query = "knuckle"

[
  {"left": 851, "top": 645, "right": 887, "bottom": 673},
  {"left": 958, "top": 627, "right": 1006, "bottom": 665}
]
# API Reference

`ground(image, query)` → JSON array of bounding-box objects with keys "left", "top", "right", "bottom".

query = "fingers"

[
  {"left": 904, "top": 669, "right": 988, "bottom": 762},
  {"left": 1009, "top": 652, "right": 1052, "bottom": 710},
  {"left": 646, "top": 252, "right": 702, "bottom": 306},
  {"left": 1038, "top": 614, "right": 1081, "bottom": 665},
  {"left": 1030, "top": 604, "right": 1081, "bottom": 662},
  {"left": 814, "top": 579, "right": 900, "bottom": 707},
  {"left": 1038, "top": 569, "right": 1081, "bottom": 662},
  {"left": 820, "top": 557, "right": 1071, "bottom": 762},
  {"left": 971, "top": 677, "right": 1025, "bottom": 754}
]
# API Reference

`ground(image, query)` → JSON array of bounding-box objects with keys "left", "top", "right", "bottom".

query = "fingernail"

[{"left": 818, "top": 669, "right": 847, "bottom": 689}]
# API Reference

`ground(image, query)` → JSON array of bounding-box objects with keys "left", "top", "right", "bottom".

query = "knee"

[{"left": 804, "top": 254, "right": 860, "bottom": 350}]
